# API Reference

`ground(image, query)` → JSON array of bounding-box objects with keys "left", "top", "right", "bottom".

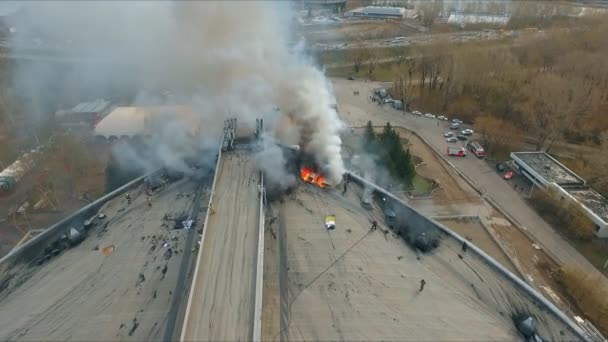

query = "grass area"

[
  {"left": 326, "top": 60, "right": 404, "bottom": 82},
  {"left": 409, "top": 175, "right": 433, "bottom": 194},
  {"left": 317, "top": 46, "right": 408, "bottom": 66}
]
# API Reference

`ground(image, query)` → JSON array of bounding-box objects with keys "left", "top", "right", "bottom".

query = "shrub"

[{"left": 556, "top": 265, "right": 608, "bottom": 334}]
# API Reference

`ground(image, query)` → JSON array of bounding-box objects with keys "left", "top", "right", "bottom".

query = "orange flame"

[
  {"left": 300, "top": 167, "right": 326, "bottom": 188},
  {"left": 300, "top": 167, "right": 314, "bottom": 182},
  {"left": 316, "top": 175, "right": 326, "bottom": 188}
]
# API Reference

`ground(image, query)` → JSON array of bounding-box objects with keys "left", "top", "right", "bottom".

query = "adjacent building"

[
  {"left": 511, "top": 151, "right": 608, "bottom": 238},
  {"left": 344, "top": 6, "right": 409, "bottom": 19},
  {"left": 447, "top": 13, "right": 510, "bottom": 26},
  {"left": 54, "top": 99, "right": 112, "bottom": 127},
  {"left": 93, "top": 106, "right": 201, "bottom": 140}
]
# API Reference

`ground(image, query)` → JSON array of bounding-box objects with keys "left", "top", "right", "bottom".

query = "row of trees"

[
  {"left": 364, "top": 121, "right": 416, "bottom": 186},
  {"left": 381, "top": 16, "right": 608, "bottom": 195},
  {"left": 530, "top": 185, "right": 596, "bottom": 241}
]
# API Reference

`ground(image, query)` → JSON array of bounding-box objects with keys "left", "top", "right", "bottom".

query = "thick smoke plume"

[{"left": 8, "top": 1, "right": 345, "bottom": 184}]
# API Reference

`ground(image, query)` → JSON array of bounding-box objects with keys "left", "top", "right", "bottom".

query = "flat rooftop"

[
  {"left": 512, "top": 152, "right": 584, "bottom": 186},
  {"left": 566, "top": 187, "right": 608, "bottom": 222},
  {"left": 181, "top": 151, "right": 260, "bottom": 341},
  {"left": 274, "top": 182, "right": 580, "bottom": 341},
  {"left": 0, "top": 178, "right": 209, "bottom": 341}
]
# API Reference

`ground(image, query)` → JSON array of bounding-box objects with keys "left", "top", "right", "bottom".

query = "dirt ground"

[
  {"left": 484, "top": 211, "right": 581, "bottom": 318},
  {"left": 0, "top": 142, "right": 108, "bottom": 258},
  {"left": 303, "top": 20, "right": 418, "bottom": 43},
  {"left": 398, "top": 128, "right": 480, "bottom": 204},
  {"left": 438, "top": 218, "right": 518, "bottom": 275}
]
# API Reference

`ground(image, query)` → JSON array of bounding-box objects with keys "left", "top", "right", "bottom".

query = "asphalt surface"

[
  {"left": 332, "top": 78, "right": 608, "bottom": 288},
  {"left": 181, "top": 150, "right": 260, "bottom": 342},
  {"left": 276, "top": 181, "right": 579, "bottom": 341},
  {"left": 0, "top": 179, "right": 207, "bottom": 341}
]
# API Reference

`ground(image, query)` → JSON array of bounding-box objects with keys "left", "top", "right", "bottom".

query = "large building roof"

[
  {"left": 0, "top": 178, "right": 210, "bottom": 341},
  {"left": 274, "top": 181, "right": 584, "bottom": 341},
  {"left": 55, "top": 99, "right": 111, "bottom": 117},
  {"left": 565, "top": 187, "right": 608, "bottom": 222}
]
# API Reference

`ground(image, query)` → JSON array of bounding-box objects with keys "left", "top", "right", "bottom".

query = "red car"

[{"left": 503, "top": 171, "right": 515, "bottom": 180}]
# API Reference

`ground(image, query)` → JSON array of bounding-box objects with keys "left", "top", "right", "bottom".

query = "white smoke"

[
  {"left": 8, "top": 1, "right": 345, "bottom": 184},
  {"left": 255, "top": 134, "right": 296, "bottom": 191}
]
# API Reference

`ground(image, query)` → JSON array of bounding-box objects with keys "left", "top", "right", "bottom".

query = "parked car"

[
  {"left": 496, "top": 163, "right": 505, "bottom": 172},
  {"left": 457, "top": 134, "right": 468, "bottom": 141},
  {"left": 444, "top": 132, "right": 454, "bottom": 137},
  {"left": 452, "top": 118, "right": 463, "bottom": 123},
  {"left": 449, "top": 123, "right": 461, "bottom": 130},
  {"left": 424, "top": 113, "right": 436, "bottom": 118},
  {"left": 461, "top": 129, "right": 473, "bottom": 136},
  {"left": 374, "top": 88, "right": 388, "bottom": 98},
  {"left": 446, "top": 137, "right": 457, "bottom": 142},
  {"left": 503, "top": 171, "right": 515, "bottom": 180},
  {"left": 412, "top": 110, "right": 422, "bottom": 116},
  {"left": 437, "top": 115, "right": 448, "bottom": 121},
  {"left": 347, "top": 76, "right": 356, "bottom": 80}
]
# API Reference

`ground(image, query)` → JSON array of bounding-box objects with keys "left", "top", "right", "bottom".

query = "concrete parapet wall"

[{"left": 0, "top": 171, "right": 157, "bottom": 292}]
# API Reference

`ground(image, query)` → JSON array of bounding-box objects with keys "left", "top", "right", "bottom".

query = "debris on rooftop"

[{"left": 102, "top": 245, "right": 115, "bottom": 256}]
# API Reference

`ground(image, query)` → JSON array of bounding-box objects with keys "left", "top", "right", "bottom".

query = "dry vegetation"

[
  {"left": 556, "top": 265, "right": 608, "bottom": 333},
  {"left": 30, "top": 133, "right": 106, "bottom": 207},
  {"left": 530, "top": 185, "right": 596, "bottom": 241},
  {"left": 382, "top": 16, "right": 608, "bottom": 196}
]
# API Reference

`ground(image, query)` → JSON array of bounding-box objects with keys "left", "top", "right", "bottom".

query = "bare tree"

[
  {"left": 419, "top": 1, "right": 441, "bottom": 28},
  {"left": 474, "top": 116, "right": 521, "bottom": 157},
  {"left": 520, "top": 74, "right": 592, "bottom": 151}
]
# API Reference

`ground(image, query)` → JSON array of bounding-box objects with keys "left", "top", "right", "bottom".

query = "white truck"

[{"left": 447, "top": 146, "right": 467, "bottom": 157}]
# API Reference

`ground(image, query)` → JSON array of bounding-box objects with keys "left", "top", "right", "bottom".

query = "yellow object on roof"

[{"left": 325, "top": 215, "right": 336, "bottom": 229}]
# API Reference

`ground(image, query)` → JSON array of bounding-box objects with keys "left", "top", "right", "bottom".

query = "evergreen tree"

[
  {"left": 365, "top": 120, "right": 376, "bottom": 143},
  {"left": 370, "top": 122, "right": 416, "bottom": 187}
]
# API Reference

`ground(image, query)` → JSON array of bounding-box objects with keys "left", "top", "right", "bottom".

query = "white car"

[
  {"left": 412, "top": 110, "right": 422, "bottom": 115},
  {"left": 446, "top": 137, "right": 457, "bottom": 142},
  {"left": 444, "top": 132, "right": 454, "bottom": 137},
  {"left": 461, "top": 128, "right": 474, "bottom": 135},
  {"left": 438, "top": 115, "right": 448, "bottom": 121},
  {"left": 452, "top": 118, "right": 463, "bottom": 124},
  {"left": 424, "top": 113, "right": 436, "bottom": 118}
]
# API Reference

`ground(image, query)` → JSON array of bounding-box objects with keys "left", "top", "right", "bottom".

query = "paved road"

[
  {"left": 332, "top": 78, "right": 608, "bottom": 286},
  {"left": 181, "top": 151, "right": 260, "bottom": 341}
]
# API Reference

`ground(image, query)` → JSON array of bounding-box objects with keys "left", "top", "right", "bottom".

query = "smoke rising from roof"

[{"left": 9, "top": 1, "right": 345, "bottom": 183}]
